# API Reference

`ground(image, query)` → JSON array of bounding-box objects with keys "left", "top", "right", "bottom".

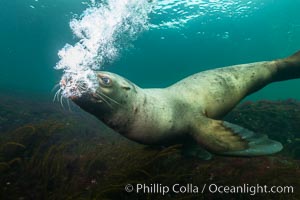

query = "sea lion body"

[{"left": 67, "top": 51, "right": 300, "bottom": 157}]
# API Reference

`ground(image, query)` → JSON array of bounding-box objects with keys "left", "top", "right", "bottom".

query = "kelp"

[{"left": 0, "top": 95, "right": 300, "bottom": 199}]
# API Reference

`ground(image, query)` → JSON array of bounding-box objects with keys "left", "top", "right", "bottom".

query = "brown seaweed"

[{"left": 0, "top": 94, "right": 299, "bottom": 199}]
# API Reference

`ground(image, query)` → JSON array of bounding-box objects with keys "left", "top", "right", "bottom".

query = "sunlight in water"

[
  {"left": 150, "top": 0, "right": 263, "bottom": 29},
  {"left": 55, "top": 0, "right": 262, "bottom": 98}
]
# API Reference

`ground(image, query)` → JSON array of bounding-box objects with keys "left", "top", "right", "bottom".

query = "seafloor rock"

[{"left": 0, "top": 93, "right": 299, "bottom": 200}]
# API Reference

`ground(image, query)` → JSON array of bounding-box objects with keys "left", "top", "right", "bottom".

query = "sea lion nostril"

[{"left": 60, "top": 79, "right": 67, "bottom": 87}]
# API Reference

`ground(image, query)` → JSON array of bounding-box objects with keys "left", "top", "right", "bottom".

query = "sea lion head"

[{"left": 66, "top": 71, "right": 138, "bottom": 123}]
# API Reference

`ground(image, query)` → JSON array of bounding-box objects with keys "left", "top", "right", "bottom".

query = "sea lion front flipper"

[{"left": 190, "top": 118, "right": 283, "bottom": 156}]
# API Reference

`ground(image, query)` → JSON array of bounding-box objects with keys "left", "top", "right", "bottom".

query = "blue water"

[
  {"left": 1, "top": 1, "right": 300, "bottom": 199},
  {"left": 1, "top": 0, "right": 300, "bottom": 100}
]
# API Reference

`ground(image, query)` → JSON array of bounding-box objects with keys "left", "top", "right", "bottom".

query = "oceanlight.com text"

[{"left": 124, "top": 183, "right": 294, "bottom": 196}]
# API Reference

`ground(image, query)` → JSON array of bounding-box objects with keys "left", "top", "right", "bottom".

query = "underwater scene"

[{"left": 1, "top": 0, "right": 300, "bottom": 199}]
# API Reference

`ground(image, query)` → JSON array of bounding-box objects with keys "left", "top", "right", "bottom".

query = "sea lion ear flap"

[{"left": 120, "top": 81, "right": 131, "bottom": 90}]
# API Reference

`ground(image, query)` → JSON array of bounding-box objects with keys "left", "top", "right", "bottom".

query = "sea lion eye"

[{"left": 101, "top": 77, "right": 111, "bottom": 85}]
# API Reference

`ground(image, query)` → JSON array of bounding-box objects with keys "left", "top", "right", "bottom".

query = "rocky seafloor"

[{"left": 0, "top": 92, "right": 299, "bottom": 200}]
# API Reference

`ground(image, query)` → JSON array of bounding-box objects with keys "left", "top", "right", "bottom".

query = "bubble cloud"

[{"left": 55, "top": 0, "right": 151, "bottom": 97}]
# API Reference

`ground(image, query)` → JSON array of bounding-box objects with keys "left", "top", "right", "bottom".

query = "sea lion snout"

[{"left": 59, "top": 74, "right": 93, "bottom": 99}]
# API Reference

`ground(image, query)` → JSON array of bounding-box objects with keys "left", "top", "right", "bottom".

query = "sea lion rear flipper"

[{"left": 190, "top": 118, "right": 283, "bottom": 156}]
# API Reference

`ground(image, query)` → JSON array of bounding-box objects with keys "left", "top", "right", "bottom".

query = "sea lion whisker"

[
  {"left": 51, "top": 83, "right": 60, "bottom": 92},
  {"left": 99, "top": 91, "right": 120, "bottom": 105},
  {"left": 78, "top": 84, "right": 87, "bottom": 90},
  {"left": 95, "top": 93, "right": 113, "bottom": 108},
  {"left": 53, "top": 88, "right": 62, "bottom": 102},
  {"left": 98, "top": 93, "right": 117, "bottom": 108},
  {"left": 78, "top": 86, "right": 85, "bottom": 91},
  {"left": 67, "top": 98, "right": 72, "bottom": 111},
  {"left": 60, "top": 93, "right": 65, "bottom": 109}
]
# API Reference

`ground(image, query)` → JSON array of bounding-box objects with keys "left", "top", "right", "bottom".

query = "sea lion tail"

[
  {"left": 273, "top": 50, "right": 300, "bottom": 82},
  {"left": 190, "top": 118, "right": 283, "bottom": 157}
]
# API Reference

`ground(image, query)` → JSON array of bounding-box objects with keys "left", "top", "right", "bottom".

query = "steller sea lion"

[{"left": 62, "top": 50, "right": 300, "bottom": 158}]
